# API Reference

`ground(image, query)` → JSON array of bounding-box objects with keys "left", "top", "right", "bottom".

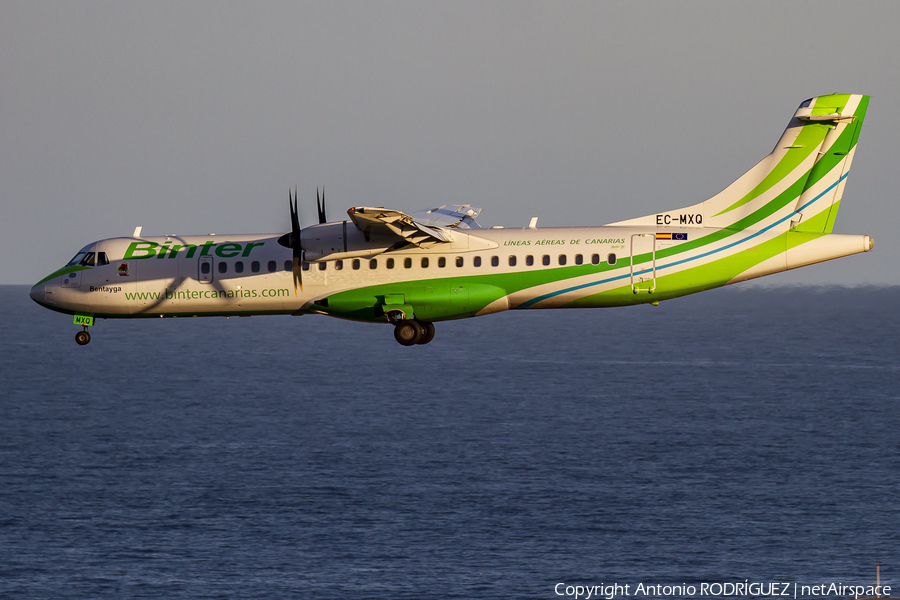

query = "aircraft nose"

[{"left": 29, "top": 284, "right": 44, "bottom": 304}]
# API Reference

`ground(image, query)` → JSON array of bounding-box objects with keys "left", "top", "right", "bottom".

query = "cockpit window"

[
  {"left": 67, "top": 252, "right": 87, "bottom": 266},
  {"left": 67, "top": 251, "right": 106, "bottom": 266}
]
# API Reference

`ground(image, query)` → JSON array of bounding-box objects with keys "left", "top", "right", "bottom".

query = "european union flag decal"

[{"left": 672, "top": 233, "right": 688, "bottom": 241}]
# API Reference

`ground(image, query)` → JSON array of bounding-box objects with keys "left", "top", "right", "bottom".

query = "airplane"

[{"left": 30, "top": 93, "right": 874, "bottom": 346}]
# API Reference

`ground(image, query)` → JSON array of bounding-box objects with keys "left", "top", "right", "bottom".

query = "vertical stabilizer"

[
  {"left": 790, "top": 95, "right": 868, "bottom": 233},
  {"left": 607, "top": 94, "right": 869, "bottom": 234}
]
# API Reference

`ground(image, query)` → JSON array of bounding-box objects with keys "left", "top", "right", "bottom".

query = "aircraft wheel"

[
  {"left": 75, "top": 330, "right": 91, "bottom": 346},
  {"left": 416, "top": 321, "right": 435, "bottom": 345},
  {"left": 393, "top": 320, "right": 422, "bottom": 346}
]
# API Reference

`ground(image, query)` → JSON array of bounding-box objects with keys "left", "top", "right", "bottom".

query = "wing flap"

[{"left": 347, "top": 206, "right": 450, "bottom": 248}]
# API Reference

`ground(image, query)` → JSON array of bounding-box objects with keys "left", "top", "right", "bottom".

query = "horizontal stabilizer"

[{"left": 797, "top": 113, "right": 855, "bottom": 123}]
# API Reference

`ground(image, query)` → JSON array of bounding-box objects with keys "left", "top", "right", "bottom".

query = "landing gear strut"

[
  {"left": 393, "top": 319, "right": 435, "bottom": 346},
  {"left": 75, "top": 327, "right": 91, "bottom": 346}
]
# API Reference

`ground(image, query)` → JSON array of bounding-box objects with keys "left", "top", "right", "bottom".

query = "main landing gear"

[
  {"left": 75, "top": 327, "right": 91, "bottom": 346},
  {"left": 393, "top": 319, "right": 436, "bottom": 346}
]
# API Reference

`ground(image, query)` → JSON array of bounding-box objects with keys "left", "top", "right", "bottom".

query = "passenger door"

[
  {"left": 199, "top": 256, "right": 213, "bottom": 283},
  {"left": 630, "top": 233, "right": 656, "bottom": 293}
]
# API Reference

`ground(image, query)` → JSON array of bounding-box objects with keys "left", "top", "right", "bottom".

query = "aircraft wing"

[{"left": 347, "top": 206, "right": 451, "bottom": 248}]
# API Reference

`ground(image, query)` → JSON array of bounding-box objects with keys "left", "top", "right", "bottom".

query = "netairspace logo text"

[{"left": 553, "top": 582, "right": 891, "bottom": 600}]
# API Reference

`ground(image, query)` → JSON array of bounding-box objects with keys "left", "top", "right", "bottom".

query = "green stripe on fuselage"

[
  {"left": 33, "top": 265, "right": 90, "bottom": 287},
  {"left": 792, "top": 200, "right": 837, "bottom": 234},
  {"left": 565, "top": 229, "right": 827, "bottom": 308}
]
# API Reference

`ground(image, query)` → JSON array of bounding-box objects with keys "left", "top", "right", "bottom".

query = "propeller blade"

[
  {"left": 287, "top": 187, "right": 303, "bottom": 293},
  {"left": 290, "top": 187, "right": 301, "bottom": 234},
  {"left": 317, "top": 186, "right": 327, "bottom": 224},
  {"left": 292, "top": 254, "right": 303, "bottom": 294}
]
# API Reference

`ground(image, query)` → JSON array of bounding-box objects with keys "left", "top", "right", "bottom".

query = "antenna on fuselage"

[{"left": 133, "top": 226, "right": 143, "bottom": 237}]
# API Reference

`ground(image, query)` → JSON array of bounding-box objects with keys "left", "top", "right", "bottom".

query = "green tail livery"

[{"left": 31, "top": 94, "right": 874, "bottom": 346}]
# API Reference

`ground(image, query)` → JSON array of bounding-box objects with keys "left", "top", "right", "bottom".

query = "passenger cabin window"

[
  {"left": 456, "top": 256, "right": 464, "bottom": 267},
  {"left": 284, "top": 260, "right": 292, "bottom": 272},
  {"left": 251, "top": 261, "right": 260, "bottom": 273},
  {"left": 508, "top": 256, "right": 516, "bottom": 267},
  {"left": 302, "top": 261, "right": 310, "bottom": 271},
  {"left": 268, "top": 260, "right": 277, "bottom": 273},
  {"left": 559, "top": 255, "right": 567, "bottom": 265},
  {"left": 335, "top": 260, "right": 343, "bottom": 270},
  {"left": 386, "top": 258, "right": 394, "bottom": 269},
  {"left": 369, "top": 259, "right": 377, "bottom": 269},
  {"left": 318, "top": 262, "right": 326, "bottom": 271},
  {"left": 474, "top": 256, "right": 482, "bottom": 267},
  {"left": 575, "top": 254, "right": 583, "bottom": 265},
  {"left": 421, "top": 257, "right": 429, "bottom": 268},
  {"left": 352, "top": 259, "right": 360, "bottom": 270},
  {"left": 438, "top": 257, "right": 446, "bottom": 268},
  {"left": 201, "top": 262, "right": 211, "bottom": 275},
  {"left": 608, "top": 253, "right": 617, "bottom": 265},
  {"left": 542, "top": 255, "right": 550, "bottom": 266},
  {"left": 491, "top": 256, "right": 499, "bottom": 267},
  {"left": 218, "top": 262, "right": 228, "bottom": 274},
  {"left": 404, "top": 258, "right": 412, "bottom": 268},
  {"left": 591, "top": 254, "right": 600, "bottom": 265},
  {"left": 235, "top": 261, "right": 244, "bottom": 273},
  {"left": 526, "top": 255, "right": 534, "bottom": 266}
]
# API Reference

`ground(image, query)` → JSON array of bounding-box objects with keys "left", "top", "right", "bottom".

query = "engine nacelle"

[{"left": 300, "top": 222, "right": 395, "bottom": 262}]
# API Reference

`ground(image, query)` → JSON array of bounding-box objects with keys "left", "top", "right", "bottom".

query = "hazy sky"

[{"left": 3, "top": 1, "right": 898, "bottom": 285}]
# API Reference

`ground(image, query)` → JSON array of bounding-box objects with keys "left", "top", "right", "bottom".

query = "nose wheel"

[
  {"left": 393, "top": 320, "right": 435, "bottom": 346},
  {"left": 75, "top": 327, "right": 91, "bottom": 346}
]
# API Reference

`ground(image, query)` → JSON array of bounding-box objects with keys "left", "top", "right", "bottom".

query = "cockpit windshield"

[{"left": 65, "top": 252, "right": 105, "bottom": 267}]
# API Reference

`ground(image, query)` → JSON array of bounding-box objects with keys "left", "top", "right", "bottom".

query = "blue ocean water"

[{"left": 1, "top": 285, "right": 898, "bottom": 599}]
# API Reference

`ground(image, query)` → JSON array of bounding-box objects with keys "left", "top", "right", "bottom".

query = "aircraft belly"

[{"left": 324, "top": 280, "right": 508, "bottom": 323}]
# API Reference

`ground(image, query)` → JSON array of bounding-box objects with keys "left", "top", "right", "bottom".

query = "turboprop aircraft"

[{"left": 31, "top": 94, "right": 874, "bottom": 346}]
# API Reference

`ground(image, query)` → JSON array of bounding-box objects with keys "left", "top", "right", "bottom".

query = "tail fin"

[{"left": 607, "top": 94, "right": 869, "bottom": 234}]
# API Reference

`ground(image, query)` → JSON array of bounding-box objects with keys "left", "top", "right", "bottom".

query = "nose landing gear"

[
  {"left": 75, "top": 327, "right": 91, "bottom": 346},
  {"left": 393, "top": 319, "right": 436, "bottom": 346}
]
